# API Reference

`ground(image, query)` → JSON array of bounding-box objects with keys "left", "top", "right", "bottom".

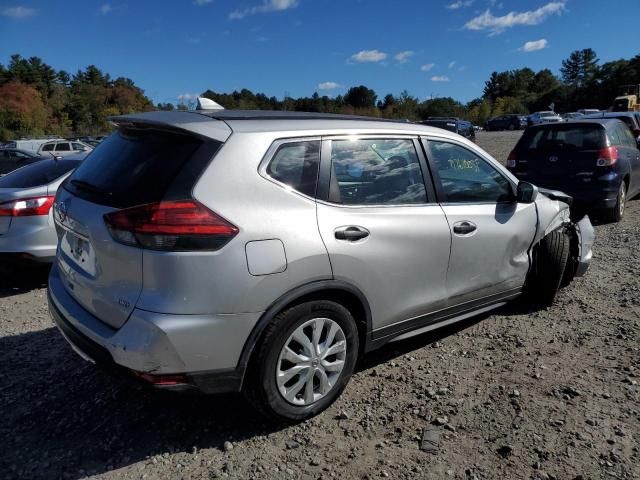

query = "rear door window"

[
  {"left": 66, "top": 129, "right": 208, "bottom": 208},
  {"left": 41, "top": 144, "right": 54, "bottom": 152},
  {"left": 328, "top": 138, "right": 427, "bottom": 205},
  {"left": 618, "top": 125, "right": 637, "bottom": 148},
  {"left": 55, "top": 143, "right": 71, "bottom": 151},
  {"left": 0, "top": 159, "right": 80, "bottom": 188},
  {"left": 266, "top": 141, "right": 320, "bottom": 197}
]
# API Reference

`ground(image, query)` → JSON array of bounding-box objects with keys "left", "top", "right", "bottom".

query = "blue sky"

[{"left": 1, "top": 0, "right": 638, "bottom": 105}]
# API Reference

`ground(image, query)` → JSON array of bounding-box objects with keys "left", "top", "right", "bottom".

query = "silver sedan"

[{"left": 0, "top": 154, "right": 85, "bottom": 265}]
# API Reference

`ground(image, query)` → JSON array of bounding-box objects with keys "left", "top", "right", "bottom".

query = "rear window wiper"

[{"left": 70, "top": 179, "right": 112, "bottom": 196}]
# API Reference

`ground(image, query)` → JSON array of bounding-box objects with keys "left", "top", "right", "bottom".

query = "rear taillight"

[
  {"left": 507, "top": 150, "right": 517, "bottom": 168},
  {"left": 596, "top": 146, "right": 618, "bottom": 167},
  {"left": 0, "top": 196, "right": 55, "bottom": 217},
  {"left": 104, "top": 200, "right": 238, "bottom": 251}
]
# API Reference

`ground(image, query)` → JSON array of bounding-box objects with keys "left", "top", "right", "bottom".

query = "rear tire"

[
  {"left": 508, "top": 124, "right": 515, "bottom": 131},
  {"left": 602, "top": 182, "right": 626, "bottom": 223},
  {"left": 525, "top": 230, "right": 570, "bottom": 306},
  {"left": 244, "top": 300, "right": 359, "bottom": 423}
]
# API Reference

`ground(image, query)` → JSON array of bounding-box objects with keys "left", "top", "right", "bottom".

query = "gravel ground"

[{"left": 1, "top": 131, "right": 638, "bottom": 480}]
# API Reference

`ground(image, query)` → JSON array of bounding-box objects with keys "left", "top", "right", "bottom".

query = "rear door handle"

[
  {"left": 453, "top": 221, "right": 477, "bottom": 236},
  {"left": 334, "top": 226, "right": 369, "bottom": 241}
]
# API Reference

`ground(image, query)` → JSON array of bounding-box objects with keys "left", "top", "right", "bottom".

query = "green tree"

[{"left": 344, "top": 85, "right": 377, "bottom": 109}]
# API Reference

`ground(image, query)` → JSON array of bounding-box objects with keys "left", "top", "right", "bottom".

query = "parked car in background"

[
  {"left": 0, "top": 148, "right": 45, "bottom": 175},
  {"left": 49, "top": 109, "right": 592, "bottom": 422},
  {"left": 417, "top": 117, "right": 476, "bottom": 141},
  {"left": 507, "top": 119, "right": 640, "bottom": 222},
  {"left": 0, "top": 153, "right": 86, "bottom": 265},
  {"left": 38, "top": 140, "right": 93, "bottom": 156},
  {"left": 561, "top": 112, "right": 584, "bottom": 121},
  {"left": 3, "top": 138, "right": 63, "bottom": 153},
  {"left": 527, "top": 111, "right": 564, "bottom": 126},
  {"left": 582, "top": 111, "right": 640, "bottom": 138},
  {"left": 484, "top": 114, "right": 527, "bottom": 131},
  {"left": 577, "top": 109, "right": 600, "bottom": 116}
]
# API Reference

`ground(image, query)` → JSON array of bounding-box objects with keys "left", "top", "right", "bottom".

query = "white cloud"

[
  {"left": 420, "top": 63, "right": 435, "bottom": 72},
  {"left": 99, "top": 4, "right": 112, "bottom": 15},
  {"left": 448, "top": 61, "right": 456, "bottom": 69},
  {"left": 349, "top": 49, "right": 387, "bottom": 63},
  {"left": 230, "top": 0, "right": 298, "bottom": 20},
  {"left": 318, "top": 81, "right": 342, "bottom": 90},
  {"left": 519, "top": 38, "right": 549, "bottom": 52},
  {"left": 464, "top": 1, "right": 566, "bottom": 35},
  {"left": 1, "top": 6, "right": 36, "bottom": 18},
  {"left": 431, "top": 76, "right": 450, "bottom": 82},
  {"left": 394, "top": 50, "right": 414, "bottom": 63},
  {"left": 446, "top": 0, "right": 474, "bottom": 9},
  {"left": 194, "top": 0, "right": 213, "bottom": 5}
]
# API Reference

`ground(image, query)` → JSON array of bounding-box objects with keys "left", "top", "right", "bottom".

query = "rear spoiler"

[
  {"left": 109, "top": 111, "right": 231, "bottom": 142},
  {"left": 539, "top": 187, "right": 573, "bottom": 206}
]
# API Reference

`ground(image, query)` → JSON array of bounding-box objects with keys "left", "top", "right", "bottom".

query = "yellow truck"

[{"left": 612, "top": 84, "right": 640, "bottom": 112}]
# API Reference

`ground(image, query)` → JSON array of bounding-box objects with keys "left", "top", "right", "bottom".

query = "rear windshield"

[
  {"left": 519, "top": 125, "right": 605, "bottom": 151},
  {"left": 65, "top": 129, "right": 207, "bottom": 207},
  {"left": 0, "top": 159, "right": 80, "bottom": 188}
]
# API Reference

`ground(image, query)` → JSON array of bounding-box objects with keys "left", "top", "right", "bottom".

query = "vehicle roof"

[
  {"left": 0, "top": 147, "right": 39, "bottom": 154},
  {"left": 112, "top": 110, "right": 453, "bottom": 137},
  {"left": 584, "top": 111, "right": 638, "bottom": 118},
  {"left": 528, "top": 118, "right": 622, "bottom": 128}
]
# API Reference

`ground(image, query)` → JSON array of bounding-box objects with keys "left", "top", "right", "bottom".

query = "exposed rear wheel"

[
  {"left": 244, "top": 300, "right": 359, "bottom": 422},
  {"left": 525, "top": 230, "right": 570, "bottom": 306},
  {"left": 602, "top": 182, "right": 626, "bottom": 223}
]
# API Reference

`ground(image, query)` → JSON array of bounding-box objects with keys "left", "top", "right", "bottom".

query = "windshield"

[
  {"left": 0, "top": 159, "right": 81, "bottom": 188},
  {"left": 540, "top": 112, "right": 556, "bottom": 118}
]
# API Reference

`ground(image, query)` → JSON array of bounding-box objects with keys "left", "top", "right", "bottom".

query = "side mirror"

[{"left": 516, "top": 181, "right": 538, "bottom": 203}]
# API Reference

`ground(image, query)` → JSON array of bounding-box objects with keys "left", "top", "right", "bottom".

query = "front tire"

[
  {"left": 525, "top": 230, "right": 570, "bottom": 306},
  {"left": 244, "top": 300, "right": 359, "bottom": 422}
]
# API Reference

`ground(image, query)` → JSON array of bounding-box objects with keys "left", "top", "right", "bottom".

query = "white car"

[
  {"left": 38, "top": 140, "right": 93, "bottom": 157},
  {"left": 527, "top": 111, "right": 564, "bottom": 126}
]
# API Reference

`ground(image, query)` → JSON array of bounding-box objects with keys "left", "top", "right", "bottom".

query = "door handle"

[
  {"left": 334, "top": 226, "right": 369, "bottom": 241},
  {"left": 453, "top": 221, "right": 477, "bottom": 236}
]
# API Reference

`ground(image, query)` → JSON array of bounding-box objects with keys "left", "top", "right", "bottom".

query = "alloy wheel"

[{"left": 276, "top": 317, "right": 347, "bottom": 406}]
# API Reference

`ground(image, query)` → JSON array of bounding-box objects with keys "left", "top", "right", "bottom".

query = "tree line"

[{"left": 1, "top": 49, "right": 639, "bottom": 141}]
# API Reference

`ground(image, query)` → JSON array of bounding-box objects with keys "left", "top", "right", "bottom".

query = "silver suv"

[{"left": 48, "top": 109, "right": 594, "bottom": 421}]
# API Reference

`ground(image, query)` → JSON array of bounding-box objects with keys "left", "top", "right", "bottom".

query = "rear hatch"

[
  {"left": 510, "top": 124, "right": 606, "bottom": 190},
  {"left": 55, "top": 123, "right": 226, "bottom": 329}
]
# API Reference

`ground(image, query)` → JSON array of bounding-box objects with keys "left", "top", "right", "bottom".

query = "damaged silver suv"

[{"left": 48, "top": 107, "right": 594, "bottom": 421}]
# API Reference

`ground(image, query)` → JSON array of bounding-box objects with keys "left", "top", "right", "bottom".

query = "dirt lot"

[{"left": 1, "top": 130, "right": 638, "bottom": 480}]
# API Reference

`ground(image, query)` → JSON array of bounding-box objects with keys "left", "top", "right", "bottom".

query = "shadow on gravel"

[
  {"left": 0, "top": 327, "right": 283, "bottom": 480},
  {"left": 0, "top": 302, "right": 540, "bottom": 480},
  {"left": 0, "top": 264, "right": 50, "bottom": 298}
]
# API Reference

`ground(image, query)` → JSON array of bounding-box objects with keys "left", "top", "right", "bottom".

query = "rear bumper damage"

[{"left": 48, "top": 264, "right": 261, "bottom": 393}]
